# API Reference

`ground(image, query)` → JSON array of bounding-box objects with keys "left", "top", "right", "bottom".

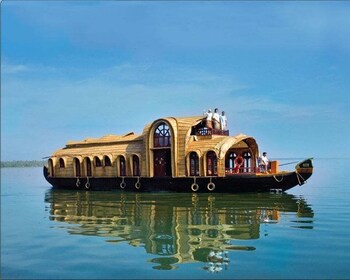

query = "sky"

[{"left": 1, "top": 1, "right": 350, "bottom": 161}]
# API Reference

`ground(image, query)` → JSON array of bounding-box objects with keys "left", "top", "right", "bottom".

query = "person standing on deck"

[
  {"left": 204, "top": 109, "right": 213, "bottom": 129},
  {"left": 212, "top": 108, "right": 221, "bottom": 130},
  {"left": 258, "top": 152, "right": 270, "bottom": 173},
  {"left": 220, "top": 111, "right": 228, "bottom": 130}
]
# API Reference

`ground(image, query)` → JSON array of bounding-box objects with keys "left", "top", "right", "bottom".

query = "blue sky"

[{"left": 2, "top": 1, "right": 350, "bottom": 160}]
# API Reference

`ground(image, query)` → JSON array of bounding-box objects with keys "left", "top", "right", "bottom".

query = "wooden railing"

[
  {"left": 225, "top": 167, "right": 261, "bottom": 174},
  {"left": 195, "top": 128, "right": 229, "bottom": 136}
]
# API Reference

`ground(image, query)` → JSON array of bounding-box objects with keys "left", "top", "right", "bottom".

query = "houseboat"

[{"left": 43, "top": 115, "right": 313, "bottom": 193}]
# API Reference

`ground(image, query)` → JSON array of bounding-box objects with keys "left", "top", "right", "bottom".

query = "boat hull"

[{"left": 43, "top": 164, "right": 312, "bottom": 194}]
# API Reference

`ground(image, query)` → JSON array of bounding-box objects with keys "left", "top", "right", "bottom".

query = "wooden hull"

[{"left": 43, "top": 159, "right": 313, "bottom": 193}]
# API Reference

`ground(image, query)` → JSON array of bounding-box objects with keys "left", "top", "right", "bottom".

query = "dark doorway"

[
  {"left": 86, "top": 158, "right": 92, "bottom": 177},
  {"left": 133, "top": 155, "right": 140, "bottom": 176},
  {"left": 74, "top": 158, "right": 81, "bottom": 177},
  {"left": 207, "top": 151, "right": 218, "bottom": 176},
  {"left": 153, "top": 122, "right": 172, "bottom": 177},
  {"left": 120, "top": 156, "right": 126, "bottom": 176},
  {"left": 154, "top": 149, "right": 172, "bottom": 177},
  {"left": 190, "top": 152, "right": 200, "bottom": 176}
]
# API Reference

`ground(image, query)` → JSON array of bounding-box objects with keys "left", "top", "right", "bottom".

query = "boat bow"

[{"left": 294, "top": 158, "right": 313, "bottom": 186}]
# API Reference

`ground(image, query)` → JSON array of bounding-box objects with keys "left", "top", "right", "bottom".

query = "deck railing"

[
  {"left": 225, "top": 167, "right": 261, "bottom": 174},
  {"left": 195, "top": 128, "right": 229, "bottom": 136}
]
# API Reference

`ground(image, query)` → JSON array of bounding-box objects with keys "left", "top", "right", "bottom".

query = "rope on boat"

[
  {"left": 273, "top": 174, "right": 284, "bottom": 183},
  {"left": 120, "top": 177, "right": 126, "bottom": 189},
  {"left": 191, "top": 177, "right": 199, "bottom": 192},
  {"left": 85, "top": 177, "right": 90, "bottom": 189},
  {"left": 76, "top": 178, "right": 80, "bottom": 188},
  {"left": 279, "top": 160, "right": 299, "bottom": 167},
  {"left": 295, "top": 171, "right": 306, "bottom": 186},
  {"left": 207, "top": 177, "right": 215, "bottom": 191},
  {"left": 135, "top": 177, "right": 141, "bottom": 189}
]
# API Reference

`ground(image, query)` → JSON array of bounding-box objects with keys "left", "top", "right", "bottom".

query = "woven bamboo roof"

[
  {"left": 186, "top": 133, "right": 259, "bottom": 159},
  {"left": 50, "top": 115, "right": 259, "bottom": 162},
  {"left": 65, "top": 132, "right": 143, "bottom": 147},
  {"left": 142, "top": 115, "right": 203, "bottom": 135}
]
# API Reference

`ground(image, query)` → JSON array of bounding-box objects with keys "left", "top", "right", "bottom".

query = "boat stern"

[{"left": 43, "top": 165, "right": 49, "bottom": 181}]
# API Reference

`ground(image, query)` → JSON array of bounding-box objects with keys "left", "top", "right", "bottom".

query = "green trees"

[{"left": 0, "top": 160, "right": 45, "bottom": 168}]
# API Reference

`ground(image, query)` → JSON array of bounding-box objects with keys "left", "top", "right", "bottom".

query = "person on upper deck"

[
  {"left": 204, "top": 109, "right": 213, "bottom": 129},
  {"left": 220, "top": 111, "right": 227, "bottom": 130},
  {"left": 212, "top": 108, "right": 221, "bottom": 130},
  {"left": 258, "top": 152, "right": 270, "bottom": 173}
]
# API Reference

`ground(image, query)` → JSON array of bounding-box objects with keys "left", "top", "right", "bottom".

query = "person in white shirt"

[
  {"left": 258, "top": 152, "right": 269, "bottom": 172},
  {"left": 220, "top": 111, "right": 227, "bottom": 130},
  {"left": 212, "top": 108, "right": 220, "bottom": 129},
  {"left": 203, "top": 109, "right": 213, "bottom": 129}
]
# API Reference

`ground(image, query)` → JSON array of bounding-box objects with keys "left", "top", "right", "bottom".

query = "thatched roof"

[
  {"left": 142, "top": 115, "right": 203, "bottom": 136},
  {"left": 65, "top": 132, "right": 143, "bottom": 147},
  {"left": 186, "top": 133, "right": 259, "bottom": 159}
]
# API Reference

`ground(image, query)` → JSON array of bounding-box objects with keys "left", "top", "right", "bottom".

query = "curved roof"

[
  {"left": 142, "top": 115, "right": 203, "bottom": 136},
  {"left": 186, "top": 133, "right": 259, "bottom": 159},
  {"left": 65, "top": 132, "right": 143, "bottom": 147},
  {"left": 218, "top": 134, "right": 259, "bottom": 159},
  {"left": 50, "top": 115, "right": 259, "bottom": 164}
]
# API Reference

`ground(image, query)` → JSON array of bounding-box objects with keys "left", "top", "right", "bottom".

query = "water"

[{"left": 1, "top": 159, "right": 350, "bottom": 279}]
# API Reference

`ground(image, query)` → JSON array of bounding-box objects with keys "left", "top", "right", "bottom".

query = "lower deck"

[{"left": 44, "top": 166, "right": 312, "bottom": 193}]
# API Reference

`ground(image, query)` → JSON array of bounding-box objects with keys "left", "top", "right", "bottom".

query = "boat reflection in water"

[{"left": 45, "top": 190, "right": 313, "bottom": 272}]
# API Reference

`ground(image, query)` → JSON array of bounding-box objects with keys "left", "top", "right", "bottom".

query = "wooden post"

[{"left": 270, "top": 160, "right": 279, "bottom": 174}]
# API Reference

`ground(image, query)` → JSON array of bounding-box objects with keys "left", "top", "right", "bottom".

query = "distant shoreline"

[{"left": 1, "top": 160, "right": 45, "bottom": 168}]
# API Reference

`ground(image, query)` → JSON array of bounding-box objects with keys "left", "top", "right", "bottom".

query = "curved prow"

[
  {"left": 295, "top": 158, "right": 313, "bottom": 185},
  {"left": 295, "top": 158, "right": 313, "bottom": 170}
]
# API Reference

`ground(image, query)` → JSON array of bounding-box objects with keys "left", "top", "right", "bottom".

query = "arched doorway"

[
  {"left": 59, "top": 158, "right": 65, "bottom": 168},
  {"left": 104, "top": 156, "right": 112, "bottom": 167},
  {"left": 206, "top": 151, "right": 217, "bottom": 176},
  {"left": 74, "top": 158, "right": 81, "bottom": 177},
  {"left": 133, "top": 155, "right": 140, "bottom": 176},
  {"left": 85, "top": 157, "right": 92, "bottom": 177},
  {"left": 119, "top": 156, "right": 126, "bottom": 176},
  {"left": 153, "top": 122, "right": 172, "bottom": 177},
  {"left": 189, "top": 152, "right": 199, "bottom": 176}
]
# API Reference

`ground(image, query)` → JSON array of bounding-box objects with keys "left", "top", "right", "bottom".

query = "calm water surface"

[{"left": 1, "top": 159, "right": 350, "bottom": 279}]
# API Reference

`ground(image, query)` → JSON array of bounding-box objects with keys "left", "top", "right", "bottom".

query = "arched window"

[
  {"left": 154, "top": 123, "right": 171, "bottom": 147},
  {"left": 225, "top": 151, "right": 236, "bottom": 173},
  {"left": 120, "top": 156, "right": 126, "bottom": 176},
  {"left": 104, "top": 156, "right": 112, "bottom": 167},
  {"left": 74, "top": 158, "right": 81, "bottom": 177},
  {"left": 132, "top": 155, "right": 140, "bottom": 176},
  {"left": 207, "top": 151, "right": 217, "bottom": 176},
  {"left": 94, "top": 156, "right": 102, "bottom": 167},
  {"left": 59, "top": 158, "right": 65, "bottom": 168},
  {"left": 243, "top": 152, "right": 252, "bottom": 172},
  {"left": 190, "top": 152, "right": 199, "bottom": 176}
]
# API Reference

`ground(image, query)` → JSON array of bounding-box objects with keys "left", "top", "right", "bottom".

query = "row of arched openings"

[
  {"left": 189, "top": 151, "right": 218, "bottom": 176},
  {"left": 189, "top": 151, "right": 252, "bottom": 176},
  {"left": 49, "top": 155, "right": 140, "bottom": 177}
]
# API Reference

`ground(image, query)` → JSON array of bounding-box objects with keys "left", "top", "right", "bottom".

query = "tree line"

[{"left": 1, "top": 160, "right": 45, "bottom": 168}]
